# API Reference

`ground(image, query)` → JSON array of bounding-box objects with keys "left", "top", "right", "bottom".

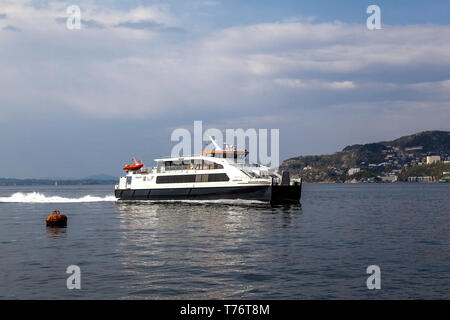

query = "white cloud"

[
  {"left": 274, "top": 78, "right": 356, "bottom": 90},
  {"left": 0, "top": 1, "right": 178, "bottom": 33},
  {"left": 0, "top": 1, "right": 449, "bottom": 129}
]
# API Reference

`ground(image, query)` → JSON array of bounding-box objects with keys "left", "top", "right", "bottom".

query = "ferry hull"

[
  {"left": 270, "top": 184, "right": 302, "bottom": 205},
  {"left": 115, "top": 185, "right": 272, "bottom": 202},
  {"left": 115, "top": 184, "right": 302, "bottom": 205}
]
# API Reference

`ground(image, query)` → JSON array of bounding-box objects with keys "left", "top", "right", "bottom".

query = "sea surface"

[{"left": 0, "top": 183, "right": 448, "bottom": 299}]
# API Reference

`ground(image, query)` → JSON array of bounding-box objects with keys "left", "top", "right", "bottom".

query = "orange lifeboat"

[
  {"left": 123, "top": 156, "right": 144, "bottom": 171},
  {"left": 46, "top": 210, "right": 67, "bottom": 227},
  {"left": 123, "top": 164, "right": 144, "bottom": 171}
]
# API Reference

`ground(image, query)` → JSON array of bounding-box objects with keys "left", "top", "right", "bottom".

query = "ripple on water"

[{"left": 0, "top": 184, "right": 449, "bottom": 299}]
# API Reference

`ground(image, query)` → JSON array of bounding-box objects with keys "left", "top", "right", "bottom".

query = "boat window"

[
  {"left": 194, "top": 159, "right": 203, "bottom": 170},
  {"left": 190, "top": 160, "right": 224, "bottom": 170},
  {"left": 126, "top": 176, "right": 132, "bottom": 184},
  {"left": 202, "top": 160, "right": 223, "bottom": 170},
  {"left": 164, "top": 160, "right": 190, "bottom": 171},
  {"left": 156, "top": 175, "right": 196, "bottom": 184},
  {"left": 203, "top": 160, "right": 213, "bottom": 170},
  {"left": 156, "top": 173, "right": 229, "bottom": 184},
  {"left": 185, "top": 160, "right": 195, "bottom": 170},
  {"left": 207, "top": 173, "right": 229, "bottom": 182},
  {"left": 195, "top": 174, "right": 209, "bottom": 182},
  {"left": 164, "top": 159, "right": 223, "bottom": 171}
]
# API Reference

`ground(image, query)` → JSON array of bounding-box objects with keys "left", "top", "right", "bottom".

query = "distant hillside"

[
  {"left": 84, "top": 174, "right": 119, "bottom": 181},
  {"left": 343, "top": 130, "right": 450, "bottom": 154},
  {"left": 281, "top": 130, "right": 450, "bottom": 182}
]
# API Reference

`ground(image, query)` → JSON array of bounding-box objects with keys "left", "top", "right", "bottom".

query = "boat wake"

[{"left": 0, "top": 192, "right": 116, "bottom": 203}]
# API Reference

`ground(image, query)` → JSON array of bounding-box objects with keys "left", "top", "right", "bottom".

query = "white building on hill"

[{"left": 426, "top": 156, "right": 441, "bottom": 164}]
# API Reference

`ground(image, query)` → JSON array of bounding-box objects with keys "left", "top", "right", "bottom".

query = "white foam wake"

[{"left": 0, "top": 192, "right": 116, "bottom": 203}]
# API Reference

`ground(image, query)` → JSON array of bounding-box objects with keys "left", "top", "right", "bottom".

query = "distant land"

[
  {"left": 0, "top": 174, "right": 118, "bottom": 186},
  {"left": 84, "top": 174, "right": 119, "bottom": 181},
  {"left": 281, "top": 130, "right": 450, "bottom": 183}
]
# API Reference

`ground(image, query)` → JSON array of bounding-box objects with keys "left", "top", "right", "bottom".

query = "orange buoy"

[{"left": 46, "top": 210, "right": 67, "bottom": 227}]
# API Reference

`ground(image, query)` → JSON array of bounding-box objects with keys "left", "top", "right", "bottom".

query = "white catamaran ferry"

[{"left": 115, "top": 139, "right": 301, "bottom": 205}]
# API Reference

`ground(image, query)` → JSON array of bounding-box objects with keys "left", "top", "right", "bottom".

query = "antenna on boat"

[
  {"left": 132, "top": 156, "right": 142, "bottom": 165},
  {"left": 209, "top": 136, "right": 222, "bottom": 150}
]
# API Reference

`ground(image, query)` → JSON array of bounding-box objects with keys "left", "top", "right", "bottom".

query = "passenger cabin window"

[
  {"left": 204, "top": 152, "right": 246, "bottom": 160},
  {"left": 156, "top": 173, "right": 229, "bottom": 184},
  {"left": 164, "top": 160, "right": 190, "bottom": 171},
  {"left": 164, "top": 159, "right": 223, "bottom": 171}
]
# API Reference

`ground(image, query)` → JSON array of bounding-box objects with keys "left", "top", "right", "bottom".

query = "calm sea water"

[{"left": 0, "top": 183, "right": 448, "bottom": 299}]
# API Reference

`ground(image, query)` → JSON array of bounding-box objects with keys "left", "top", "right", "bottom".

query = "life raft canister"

[{"left": 46, "top": 210, "right": 67, "bottom": 227}]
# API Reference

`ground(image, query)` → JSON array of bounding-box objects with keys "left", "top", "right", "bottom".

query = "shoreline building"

[
  {"left": 348, "top": 168, "right": 360, "bottom": 176},
  {"left": 408, "top": 176, "right": 433, "bottom": 182},
  {"left": 381, "top": 175, "right": 398, "bottom": 183},
  {"left": 426, "top": 156, "right": 441, "bottom": 164}
]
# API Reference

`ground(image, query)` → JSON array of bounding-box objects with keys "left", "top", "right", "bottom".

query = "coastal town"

[
  {"left": 282, "top": 131, "right": 450, "bottom": 183},
  {"left": 341, "top": 151, "right": 449, "bottom": 183}
]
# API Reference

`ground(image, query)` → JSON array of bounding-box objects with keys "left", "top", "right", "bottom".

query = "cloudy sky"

[{"left": 0, "top": 0, "right": 449, "bottom": 178}]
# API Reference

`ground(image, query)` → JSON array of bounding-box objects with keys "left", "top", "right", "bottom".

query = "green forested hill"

[{"left": 281, "top": 130, "right": 449, "bottom": 182}]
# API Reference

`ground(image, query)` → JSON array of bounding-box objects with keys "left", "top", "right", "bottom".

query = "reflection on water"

[
  {"left": 270, "top": 204, "right": 302, "bottom": 214},
  {"left": 115, "top": 201, "right": 302, "bottom": 214},
  {"left": 45, "top": 226, "right": 67, "bottom": 239},
  {"left": 114, "top": 201, "right": 303, "bottom": 299}
]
